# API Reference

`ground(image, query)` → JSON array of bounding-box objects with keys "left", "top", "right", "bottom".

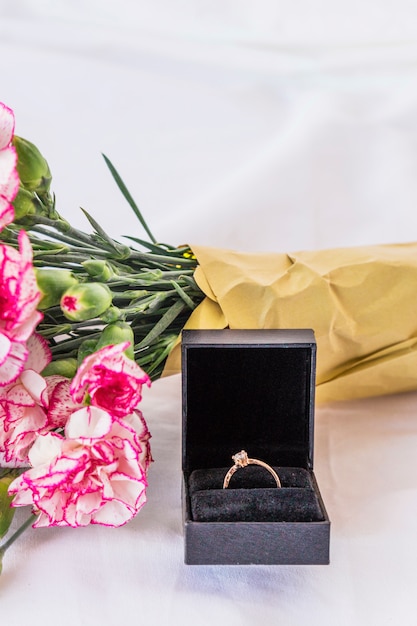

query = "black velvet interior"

[
  {"left": 188, "top": 467, "right": 324, "bottom": 523},
  {"left": 190, "top": 466, "right": 313, "bottom": 490},
  {"left": 183, "top": 333, "right": 315, "bottom": 472},
  {"left": 182, "top": 331, "right": 320, "bottom": 525}
]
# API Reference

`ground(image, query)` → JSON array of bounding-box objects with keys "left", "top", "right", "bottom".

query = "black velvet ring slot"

[
  {"left": 183, "top": 343, "right": 314, "bottom": 472},
  {"left": 191, "top": 489, "right": 323, "bottom": 523},
  {"left": 189, "top": 467, "right": 325, "bottom": 523}
]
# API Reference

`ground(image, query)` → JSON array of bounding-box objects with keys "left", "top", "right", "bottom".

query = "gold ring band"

[{"left": 222, "top": 450, "right": 281, "bottom": 489}]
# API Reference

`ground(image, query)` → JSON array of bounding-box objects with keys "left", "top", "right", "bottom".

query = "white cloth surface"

[
  {"left": 2, "top": 375, "right": 417, "bottom": 625},
  {"left": 1, "top": 2, "right": 417, "bottom": 624}
]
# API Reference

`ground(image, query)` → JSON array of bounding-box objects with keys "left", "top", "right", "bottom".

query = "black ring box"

[{"left": 181, "top": 329, "right": 330, "bottom": 565}]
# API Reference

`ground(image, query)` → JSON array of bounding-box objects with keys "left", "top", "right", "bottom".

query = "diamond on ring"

[{"left": 223, "top": 450, "right": 281, "bottom": 489}]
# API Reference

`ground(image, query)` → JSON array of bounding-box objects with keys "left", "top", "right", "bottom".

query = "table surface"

[
  {"left": 2, "top": 3, "right": 417, "bottom": 624},
  {"left": 2, "top": 375, "right": 417, "bottom": 625}
]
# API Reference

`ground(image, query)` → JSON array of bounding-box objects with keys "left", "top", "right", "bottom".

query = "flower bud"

[
  {"left": 41, "top": 358, "right": 78, "bottom": 378},
  {"left": 12, "top": 136, "right": 52, "bottom": 195},
  {"left": 96, "top": 321, "right": 135, "bottom": 359},
  {"left": 100, "top": 306, "right": 121, "bottom": 323},
  {"left": 0, "top": 475, "right": 17, "bottom": 540},
  {"left": 61, "top": 283, "right": 112, "bottom": 321},
  {"left": 77, "top": 339, "right": 99, "bottom": 367},
  {"left": 82, "top": 259, "right": 116, "bottom": 281},
  {"left": 12, "top": 186, "right": 37, "bottom": 220},
  {"left": 36, "top": 269, "right": 79, "bottom": 309}
]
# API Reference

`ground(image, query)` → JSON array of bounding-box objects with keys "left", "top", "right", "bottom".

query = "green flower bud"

[
  {"left": 82, "top": 259, "right": 116, "bottom": 281},
  {"left": 61, "top": 283, "right": 112, "bottom": 321},
  {"left": 0, "top": 475, "right": 17, "bottom": 540},
  {"left": 12, "top": 186, "right": 37, "bottom": 220},
  {"left": 36, "top": 269, "right": 79, "bottom": 309},
  {"left": 100, "top": 306, "right": 121, "bottom": 323},
  {"left": 96, "top": 321, "right": 135, "bottom": 359},
  {"left": 12, "top": 136, "right": 52, "bottom": 195},
  {"left": 41, "top": 358, "right": 78, "bottom": 378},
  {"left": 77, "top": 339, "right": 99, "bottom": 367}
]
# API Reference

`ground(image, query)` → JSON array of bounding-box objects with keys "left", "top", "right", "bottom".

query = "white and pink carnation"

[
  {"left": 9, "top": 405, "right": 152, "bottom": 528},
  {"left": 0, "top": 334, "right": 70, "bottom": 463},
  {"left": 123, "top": 409, "right": 152, "bottom": 473},
  {"left": 0, "top": 230, "right": 43, "bottom": 342},
  {"left": 0, "top": 369, "right": 49, "bottom": 463},
  {"left": 0, "top": 102, "right": 19, "bottom": 231},
  {"left": 70, "top": 342, "right": 151, "bottom": 418},
  {"left": 0, "top": 335, "right": 29, "bottom": 389},
  {"left": 0, "top": 231, "right": 43, "bottom": 387},
  {"left": 45, "top": 375, "right": 78, "bottom": 428}
]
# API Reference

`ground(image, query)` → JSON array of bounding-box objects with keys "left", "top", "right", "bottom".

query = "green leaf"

[
  {"left": 102, "top": 154, "right": 157, "bottom": 243},
  {"left": 80, "top": 209, "right": 131, "bottom": 259},
  {"left": 0, "top": 475, "right": 17, "bottom": 539},
  {"left": 135, "top": 300, "right": 185, "bottom": 349},
  {"left": 170, "top": 280, "right": 197, "bottom": 310},
  {"left": 123, "top": 236, "right": 170, "bottom": 254}
]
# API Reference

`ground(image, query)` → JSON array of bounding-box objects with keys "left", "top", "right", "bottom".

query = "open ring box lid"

[{"left": 181, "top": 329, "right": 330, "bottom": 565}]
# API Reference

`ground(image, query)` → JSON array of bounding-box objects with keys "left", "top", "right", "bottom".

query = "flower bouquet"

[
  {"left": 0, "top": 101, "right": 203, "bottom": 572},
  {"left": 2, "top": 98, "right": 417, "bottom": 572}
]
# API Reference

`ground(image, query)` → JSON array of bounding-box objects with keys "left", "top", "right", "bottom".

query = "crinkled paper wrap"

[{"left": 164, "top": 242, "right": 417, "bottom": 403}]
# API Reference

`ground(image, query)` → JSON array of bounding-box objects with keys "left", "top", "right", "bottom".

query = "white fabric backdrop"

[
  {"left": 3, "top": 1, "right": 417, "bottom": 252},
  {"left": 1, "top": 2, "right": 417, "bottom": 624}
]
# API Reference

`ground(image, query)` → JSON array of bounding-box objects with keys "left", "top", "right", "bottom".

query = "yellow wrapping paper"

[{"left": 164, "top": 242, "right": 417, "bottom": 403}]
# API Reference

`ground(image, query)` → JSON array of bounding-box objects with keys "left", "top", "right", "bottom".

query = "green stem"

[
  {"left": 29, "top": 219, "right": 196, "bottom": 269},
  {"left": 0, "top": 513, "right": 35, "bottom": 555},
  {"left": 126, "top": 249, "right": 197, "bottom": 267},
  {"left": 50, "top": 331, "right": 103, "bottom": 354},
  {"left": 31, "top": 225, "right": 107, "bottom": 253},
  {"left": 28, "top": 216, "right": 97, "bottom": 248},
  {"left": 34, "top": 252, "right": 114, "bottom": 264}
]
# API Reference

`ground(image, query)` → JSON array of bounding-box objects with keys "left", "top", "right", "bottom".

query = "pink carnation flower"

[
  {"left": 45, "top": 375, "right": 79, "bottom": 429},
  {"left": 0, "top": 231, "right": 43, "bottom": 386},
  {"left": 0, "top": 369, "right": 49, "bottom": 463},
  {"left": 0, "top": 335, "right": 28, "bottom": 389},
  {"left": 0, "top": 230, "right": 42, "bottom": 342},
  {"left": 9, "top": 406, "right": 152, "bottom": 528},
  {"left": 0, "top": 102, "right": 19, "bottom": 231},
  {"left": 0, "top": 334, "right": 71, "bottom": 463},
  {"left": 70, "top": 342, "right": 151, "bottom": 418}
]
